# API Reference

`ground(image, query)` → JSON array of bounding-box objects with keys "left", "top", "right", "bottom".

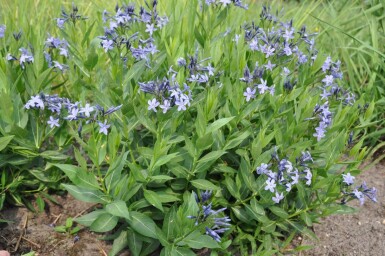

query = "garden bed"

[{"left": 1, "top": 162, "right": 383, "bottom": 256}]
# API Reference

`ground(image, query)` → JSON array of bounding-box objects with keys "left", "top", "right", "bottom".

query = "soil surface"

[
  {"left": 302, "top": 162, "right": 385, "bottom": 256},
  {"left": 0, "top": 194, "right": 129, "bottom": 256},
  {"left": 1, "top": 163, "right": 384, "bottom": 256}
]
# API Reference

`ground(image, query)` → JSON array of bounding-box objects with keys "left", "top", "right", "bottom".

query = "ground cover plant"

[{"left": 0, "top": 0, "right": 382, "bottom": 255}]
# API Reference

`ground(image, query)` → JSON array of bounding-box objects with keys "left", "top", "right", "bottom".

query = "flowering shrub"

[{"left": 0, "top": 0, "right": 378, "bottom": 255}]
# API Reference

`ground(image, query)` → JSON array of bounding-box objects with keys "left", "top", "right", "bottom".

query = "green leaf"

[
  {"left": 54, "top": 226, "right": 67, "bottom": 233},
  {"left": 122, "top": 183, "right": 142, "bottom": 202},
  {"left": 66, "top": 217, "right": 73, "bottom": 228},
  {"left": 75, "top": 210, "right": 106, "bottom": 227},
  {"left": 155, "top": 226, "right": 170, "bottom": 247},
  {"left": 232, "top": 207, "right": 253, "bottom": 224},
  {"left": 300, "top": 212, "right": 313, "bottom": 226},
  {"left": 128, "top": 211, "right": 157, "bottom": 239},
  {"left": 90, "top": 213, "right": 119, "bottom": 233},
  {"left": 169, "top": 246, "right": 195, "bottom": 256},
  {"left": 50, "top": 164, "right": 82, "bottom": 184},
  {"left": 127, "top": 230, "right": 143, "bottom": 256},
  {"left": 39, "top": 151, "right": 69, "bottom": 161},
  {"left": 150, "top": 175, "right": 175, "bottom": 182},
  {"left": 205, "top": 117, "right": 235, "bottom": 134},
  {"left": 183, "top": 234, "right": 220, "bottom": 249},
  {"left": 244, "top": 204, "right": 268, "bottom": 223},
  {"left": 106, "top": 200, "right": 131, "bottom": 219},
  {"left": 163, "top": 204, "right": 177, "bottom": 240},
  {"left": 105, "top": 151, "right": 129, "bottom": 191},
  {"left": 110, "top": 230, "right": 129, "bottom": 256},
  {"left": 269, "top": 206, "right": 289, "bottom": 219},
  {"left": 70, "top": 226, "right": 80, "bottom": 235},
  {"left": 190, "top": 179, "right": 220, "bottom": 191},
  {"left": 153, "top": 153, "right": 180, "bottom": 169},
  {"left": 62, "top": 184, "right": 109, "bottom": 204},
  {"left": 250, "top": 198, "right": 265, "bottom": 215},
  {"left": 261, "top": 220, "right": 276, "bottom": 233},
  {"left": 196, "top": 133, "right": 214, "bottom": 151},
  {"left": 195, "top": 150, "right": 226, "bottom": 173},
  {"left": 224, "top": 176, "right": 240, "bottom": 199},
  {"left": 0, "top": 135, "right": 14, "bottom": 151},
  {"left": 144, "top": 189, "right": 164, "bottom": 212},
  {"left": 224, "top": 130, "right": 251, "bottom": 150},
  {"left": 36, "top": 196, "right": 45, "bottom": 212}
]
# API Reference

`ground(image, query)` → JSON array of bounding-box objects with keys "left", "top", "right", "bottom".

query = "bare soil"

[
  {"left": 302, "top": 162, "right": 385, "bottom": 256},
  {"left": 0, "top": 194, "right": 129, "bottom": 256},
  {"left": 0, "top": 163, "right": 384, "bottom": 256}
]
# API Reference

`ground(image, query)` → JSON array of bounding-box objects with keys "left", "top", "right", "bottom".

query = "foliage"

[
  {"left": 54, "top": 217, "right": 81, "bottom": 236},
  {"left": 0, "top": 0, "right": 381, "bottom": 255}
]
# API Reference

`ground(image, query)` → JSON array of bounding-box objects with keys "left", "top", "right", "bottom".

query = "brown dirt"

[
  {"left": 1, "top": 163, "right": 384, "bottom": 256},
  {"left": 302, "top": 162, "right": 385, "bottom": 256},
  {"left": 0, "top": 194, "right": 129, "bottom": 256}
]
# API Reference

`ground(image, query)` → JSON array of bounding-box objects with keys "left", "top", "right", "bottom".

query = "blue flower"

[
  {"left": 220, "top": 0, "right": 231, "bottom": 6},
  {"left": 322, "top": 75, "right": 334, "bottom": 86},
  {"left": 0, "top": 25, "right": 6, "bottom": 38},
  {"left": 264, "top": 60, "right": 276, "bottom": 71},
  {"left": 256, "top": 163, "right": 270, "bottom": 175},
  {"left": 98, "top": 120, "right": 110, "bottom": 135},
  {"left": 80, "top": 103, "right": 95, "bottom": 117},
  {"left": 304, "top": 168, "right": 312, "bottom": 185},
  {"left": 205, "top": 227, "right": 222, "bottom": 242},
  {"left": 47, "top": 116, "right": 60, "bottom": 128},
  {"left": 263, "top": 45, "right": 275, "bottom": 58},
  {"left": 272, "top": 191, "right": 284, "bottom": 204},
  {"left": 322, "top": 56, "right": 332, "bottom": 72},
  {"left": 358, "top": 182, "right": 377, "bottom": 203},
  {"left": 19, "top": 48, "right": 34, "bottom": 69},
  {"left": 56, "top": 18, "right": 66, "bottom": 29},
  {"left": 342, "top": 173, "right": 355, "bottom": 186},
  {"left": 257, "top": 78, "right": 269, "bottom": 94},
  {"left": 148, "top": 98, "right": 160, "bottom": 112},
  {"left": 25, "top": 95, "right": 44, "bottom": 110},
  {"left": 101, "top": 39, "right": 114, "bottom": 52},
  {"left": 53, "top": 61, "right": 69, "bottom": 72},
  {"left": 177, "top": 57, "right": 186, "bottom": 67},
  {"left": 264, "top": 178, "right": 276, "bottom": 193},
  {"left": 352, "top": 189, "right": 365, "bottom": 205},
  {"left": 145, "top": 23, "right": 156, "bottom": 35},
  {"left": 249, "top": 39, "right": 259, "bottom": 51},
  {"left": 59, "top": 47, "right": 69, "bottom": 58},
  {"left": 243, "top": 87, "right": 256, "bottom": 102},
  {"left": 283, "top": 28, "right": 295, "bottom": 41},
  {"left": 200, "top": 190, "right": 212, "bottom": 203},
  {"left": 66, "top": 107, "right": 79, "bottom": 120}
]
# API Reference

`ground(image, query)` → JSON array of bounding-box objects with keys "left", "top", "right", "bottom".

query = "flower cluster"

[
  {"left": 139, "top": 72, "right": 192, "bottom": 113},
  {"left": 56, "top": 3, "right": 87, "bottom": 28},
  {"left": 341, "top": 173, "right": 377, "bottom": 205},
  {"left": 6, "top": 47, "right": 34, "bottom": 69},
  {"left": 0, "top": 25, "right": 5, "bottom": 38},
  {"left": 311, "top": 101, "right": 332, "bottom": 141},
  {"left": 244, "top": 13, "right": 317, "bottom": 66},
  {"left": 239, "top": 8, "right": 318, "bottom": 102},
  {"left": 177, "top": 53, "right": 215, "bottom": 84},
  {"left": 308, "top": 56, "right": 356, "bottom": 141},
  {"left": 188, "top": 191, "right": 231, "bottom": 242},
  {"left": 99, "top": 0, "right": 167, "bottom": 63},
  {"left": 24, "top": 93, "right": 121, "bottom": 135},
  {"left": 44, "top": 35, "right": 69, "bottom": 72},
  {"left": 204, "top": 0, "right": 248, "bottom": 9},
  {"left": 240, "top": 62, "right": 275, "bottom": 101},
  {"left": 240, "top": 7, "right": 357, "bottom": 143},
  {"left": 257, "top": 150, "right": 314, "bottom": 204}
]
